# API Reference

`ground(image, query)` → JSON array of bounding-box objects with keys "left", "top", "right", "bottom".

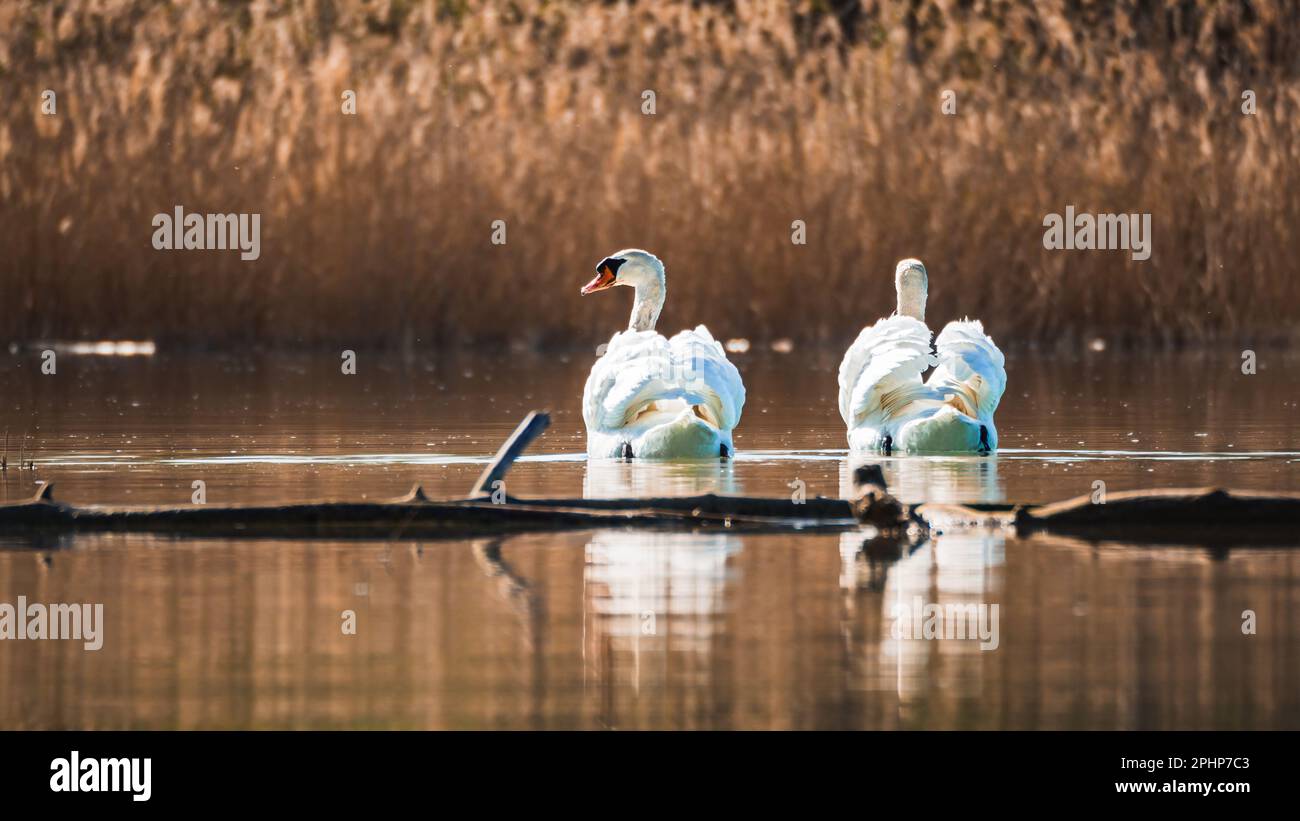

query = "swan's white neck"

[
  {"left": 895, "top": 264, "right": 928, "bottom": 322},
  {"left": 897, "top": 289, "right": 925, "bottom": 322},
  {"left": 625, "top": 269, "right": 666, "bottom": 332}
]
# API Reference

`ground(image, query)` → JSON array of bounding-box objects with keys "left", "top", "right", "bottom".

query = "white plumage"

[
  {"left": 838, "top": 315, "right": 937, "bottom": 443},
  {"left": 580, "top": 250, "right": 745, "bottom": 459},
  {"left": 838, "top": 259, "right": 1006, "bottom": 454},
  {"left": 928, "top": 319, "right": 1007, "bottom": 423}
]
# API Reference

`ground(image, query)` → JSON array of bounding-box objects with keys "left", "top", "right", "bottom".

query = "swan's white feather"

[
  {"left": 837, "top": 315, "right": 938, "bottom": 431},
  {"left": 928, "top": 320, "right": 1006, "bottom": 421},
  {"left": 583, "top": 330, "right": 672, "bottom": 431},
  {"left": 667, "top": 325, "right": 745, "bottom": 431},
  {"left": 583, "top": 325, "right": 744, "bottom": 458}
]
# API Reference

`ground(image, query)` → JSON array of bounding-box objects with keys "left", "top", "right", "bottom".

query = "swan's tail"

[
  {"left": 631, "top": 406, "right": 730, "bottom": 459},
  {"left": 898, "top": 405, "right": 996, "bottom": 453},
  {"left": 928, "top": 320, "right": 1006, "bottom": 420}
]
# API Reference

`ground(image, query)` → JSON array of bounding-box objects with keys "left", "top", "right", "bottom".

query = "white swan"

[
  {"left": 838, "top": 259, "right": 1006, "bottom": 454},
  {"left": 580, "top": 249, "right": 745, "bottom": 459}
]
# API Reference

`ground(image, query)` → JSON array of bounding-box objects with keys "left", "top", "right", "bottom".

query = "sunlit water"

[{"left": 1, "top": 348, "right": 1297, "bottom": 729}]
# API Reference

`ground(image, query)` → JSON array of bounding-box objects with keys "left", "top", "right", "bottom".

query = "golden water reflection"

[{"left": 1, "top": 527, "right": 1296, "bottom": 730}]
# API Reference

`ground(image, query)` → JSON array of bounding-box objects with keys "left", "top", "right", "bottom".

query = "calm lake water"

[{"left": 1, "top": 347, "right": 1298, "bottom": 729}]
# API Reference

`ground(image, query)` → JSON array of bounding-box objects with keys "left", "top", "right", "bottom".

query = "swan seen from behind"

[{"left": 838, "top": 259, "right": 1006, "bottom": 454}]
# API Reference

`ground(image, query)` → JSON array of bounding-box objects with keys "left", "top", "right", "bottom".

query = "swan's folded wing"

[
  {"left": 667, "top": 325, "right": 745, "bottom": 430},
  {"left": 928, "top": 320, "right": 1006, "bottom": 419},
  {"left": 582, "top": 331, "right": 677, "bottom": 431},
  {"left": 837, "top": 315, "right": 938, "bottom": 428}
]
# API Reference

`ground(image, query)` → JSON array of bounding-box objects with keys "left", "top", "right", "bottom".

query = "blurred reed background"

[{"left": 1, "top": 0, "right": 1298, "bottom": 351}]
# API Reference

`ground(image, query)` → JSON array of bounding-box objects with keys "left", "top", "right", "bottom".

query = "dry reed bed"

[{"left": 1, "top": 0, "right": 1298, "bottom": 350}]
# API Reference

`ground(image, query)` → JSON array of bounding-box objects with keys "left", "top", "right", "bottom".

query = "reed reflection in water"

[{"left": 0, "top": 524, "right": 1297, "bottom": 729}]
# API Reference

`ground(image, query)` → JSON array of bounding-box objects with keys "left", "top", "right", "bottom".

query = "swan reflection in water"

[
  {"left": 582, "top": 530, "right": 741, "bottom": 717},
  {"left": 837, "top": 452, "right": 1007, "bottom": 721},
  {"left": 581, "top": 455, "right": 742, "bottom": 720},
  {"left": 837, "top": 450, "right": 1001, "bottom": 591},
  {"left": 837, "top": 451, "right": 1003, "bottom": 505},
  {"left": 582, "top": 457, "right": 737, "bottom": 499},
  {"left": 577, "top": 455, "right": 1006, "bottom": 723}
]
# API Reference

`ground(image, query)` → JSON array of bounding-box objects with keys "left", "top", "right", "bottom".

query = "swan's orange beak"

[{"left": 581, "top": 264, "right": 618, "bottom": 295}]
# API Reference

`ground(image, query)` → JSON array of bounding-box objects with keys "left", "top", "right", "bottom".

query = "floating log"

[
  {"left": 1014, "top": 486, "right": 1300, "bottom": 545},
  {"left": 0, "top": 411, "right": 863, "bottom": 540},
  {"left": 0, "top": 481, "right": 858, "bottom": 541},
  {"left": 3, "top": 411, "right": 1298, "bottom": 547}
]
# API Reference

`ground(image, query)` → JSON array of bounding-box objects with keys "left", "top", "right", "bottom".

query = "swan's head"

[
  {"left": 581, "top": 249, "right": 665, "bottom": 295},
  {"left": 894, "top": 258, "right": 928, "bottom": 322}
]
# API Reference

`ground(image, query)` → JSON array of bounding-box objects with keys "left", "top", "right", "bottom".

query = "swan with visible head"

[
  {"left": 580, "top": 249, "right": 745, "bottom": 459},
  {"left": 838, "top": 259, "right": 1006, "bottom": 454}
]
